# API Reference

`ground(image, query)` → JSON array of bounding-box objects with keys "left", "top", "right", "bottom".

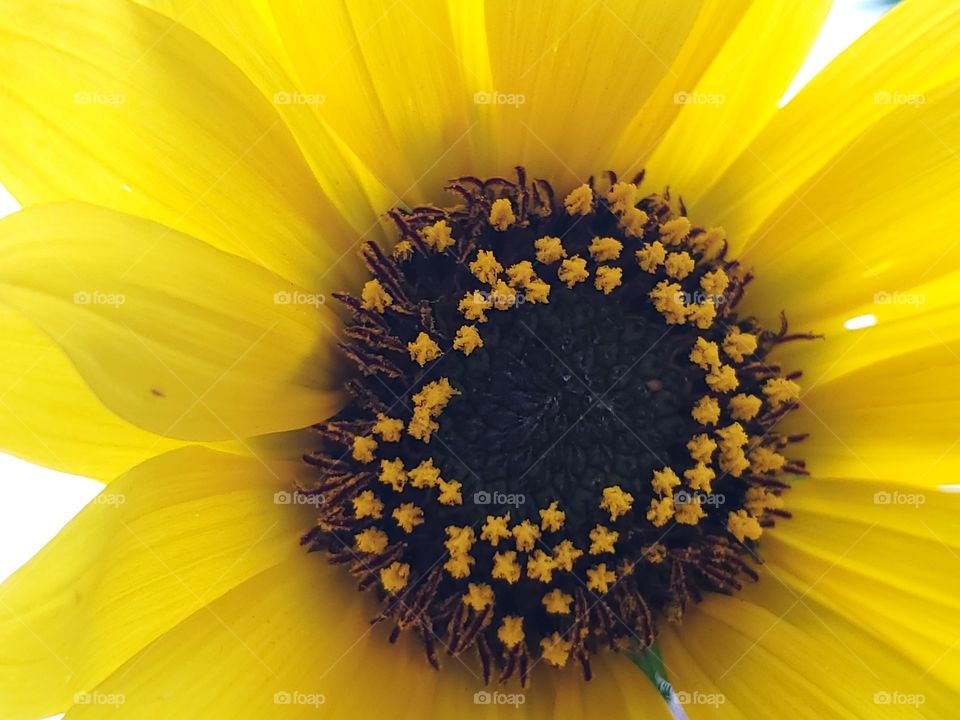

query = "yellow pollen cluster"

[
  {"left": 463, "top": 582, "right": 495, "bottom": 611},
  {"left": 606, "top": 181, "right": 640, "bottom": 214},
  {"left": 723, "top": 326, "right": 758, "bottom": 363},
  {"left": 422, "top": 219, "right": 455, "bottom": 252},
  {"left": 373, "top": 413, "right": 404, "bottom": 442},
  {"left": 534, "top": 236, "right": 567, "bottom": 264},
  {"left": 729, "top": 393, "right": 762, "bottom": 421},
  {"left": 409, "top": 457, "right": 442, "bottom": 488},
  {"left": 750, "top": 445, "right": 787, "bottom": 473},
  {"left": 361, "top": 279, "right": 393, "bottom": 313},
  {"left": 594, "top": 266, "right": 623, "bottom": 294},
  {"left": 684, "top": 462, "right": 715, "bottom": 492},
  {"left": 379, "top": 562, "right": 410, "bottom": 593},
  {"left": 407, "top": 332, "right": 441, "bottom": 366},
  {"left": 459, "top": 290, "right": 492, "bottom": 322},
  {"left": 437, "top": 479, "right": 463, "bottom": 505},
  {"left": 588, "top": 236, "right": 623, "bottom": 261},
  {"left": 665, "top": 251, "right": 695, "bottom": 279},
  {"left": 489, "top": 198, "right": 516, "bottom": 230},
  {"left": 539, "top": 501, "right": 565, "bottom": 532},
  {"left": 393, "top": 502, "right": 424, "bottom": 533},
  {"left": 651, "top": 467, "right": 681, "bottom": 495},
  {"left": 690, "top": 337, "right": 721, "bottom": 370},
  {"left": 728, "top": 509, "right": 763, "bottom": 542},
  {"left": 687, "top": 433, "right": 717, "bottom": 463},
  {"left": 649, "top": 280, "right": 688, "bottom": 324},
  {"left": 527, "top": 550, "right": 557, "bottom": 583},
  {"left": 636, "top": 240, "right": 666, "bottom": 272},
  {"left": 675, "top": 495, "right": 706, "bottom": 525},
  {"left": 589, "top": 525, "right": 619, "bottom": 555},
  {"left": 543, "top": 589, "right": 574, "bottom": 614},
  {"left": 352, "top": 435, "right": 378, "bottom": 463},
  {"left": 355, "top": 527, "right": 389, "bottom": 554},
  {"left": 498, "top": 616, "right": 525, "bottom": 649},
  {"left": 408, "top": 377, "right": 460, "bottom": 443},
  {"left": 763, "top": 377, "right": 801, "bottom": 407},
  {"left": 600, "top": 485, "right": 634, "bottom": 520},
  {"left": 379, "top": 458, "right": 407, "bottom": 491},
  {"left": 492, "top": 551, "right": 522, "bottom": 584},
  {"left": 700, "top": 268, "right": 730, "bottom": 296},
  {"left": 691, "top": 396, "right": 721, "bottom": 426},
  {"left": 481, "top": 513, "right": 512, "bottom": 546},
  {"left": 506, "top": 260, "right": 536, "bottom": 287},
  {"left": 453, "top": 324, "right": 484, "bottom": 356},
  {"left": 586, "top": 564, "right": 616, "bottom": 593},
  {"left": 564, "top": 184, "right": 594, "bottom": 215},
  {"left": 659, "top": 217, "right": 691, "bottom": 245},
  {"left": 513, "top": 519, "right": 541, "bottom": 552},
  {"left": 470, "top": 249, "right": 504, "bottom": 284},
  {"left": 540, "top": 633, "right": 574, "bottom": 668},
  {"left": 353, "top": 490, "right": 384, "bottom": 519},
  {"left": 553, "top": 540, "right": 583, "bottom": 571},
  {"left": 558, "top": 255, "right": 589, "bottom": 287}
]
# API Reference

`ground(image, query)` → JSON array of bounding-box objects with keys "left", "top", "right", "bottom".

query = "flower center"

[{"left": 299, "top": 168, "right": 814, "bottom": 685}]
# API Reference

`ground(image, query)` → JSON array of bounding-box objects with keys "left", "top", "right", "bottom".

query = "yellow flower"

[{"left": 0, "top": 2, "right": 958, "bottom": 718}]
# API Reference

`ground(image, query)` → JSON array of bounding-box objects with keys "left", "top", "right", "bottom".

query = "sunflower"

[{"left": 1, "top": 0, "right": 959, "bottom": 718}]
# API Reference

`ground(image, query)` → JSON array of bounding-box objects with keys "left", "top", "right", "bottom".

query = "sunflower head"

[{"left": 299, "top": 168, "right": 811, "bottom": 683}]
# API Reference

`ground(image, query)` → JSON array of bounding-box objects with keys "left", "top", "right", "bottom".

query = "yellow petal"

[
  {"left": 788, "top": 337, "right": 960, "bottom": 486},
  {"left": 272, "top": 0, "right": 704, "bottom": 196},
  {"left": 642, "top": 0, "right": 832, "bottom": 200},
  {"left": 270, "top": 0, "right": 481, "bottom": 202},
  {"left": 771, "top": 268, "right": 960, "bottom": 384},
  {"left": 732, "top": 76, "right": 960, "bottom": 329},
  {"left": 62, "top": 549, "right": 673, "bottom": 719},
  {"left": 761, "top": 477, "right": 960, "bottom": 696},
  {"left": 0, "top": 203, "right": 344, "bottom": 440},
  {"left": 482, "top": 0, "right": 704, "bottom": 184},
  {"left": 607, "top": 0, "right": 756, "bottom": 173},
  {"left": 697, "top": 0, "right": 960, "bottom": 243},
  {"left": 0, "top": 446, "right": 310, "bottom": 720},
  {"left": 0, "top": 304, "right": 185, "bottom": 481},
  {"left": 662, "top": 579, "right": 956, "bottom": 719},
  {"left": 0, "top": 0, "right": 364, "bottom": 291},
  {"left": 132, "top": 0, "right": 396, "bottom": 239}
]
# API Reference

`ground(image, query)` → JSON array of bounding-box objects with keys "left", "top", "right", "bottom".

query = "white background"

[{"left": 0, "top": 3, "right": 891, "bottom": 717}]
